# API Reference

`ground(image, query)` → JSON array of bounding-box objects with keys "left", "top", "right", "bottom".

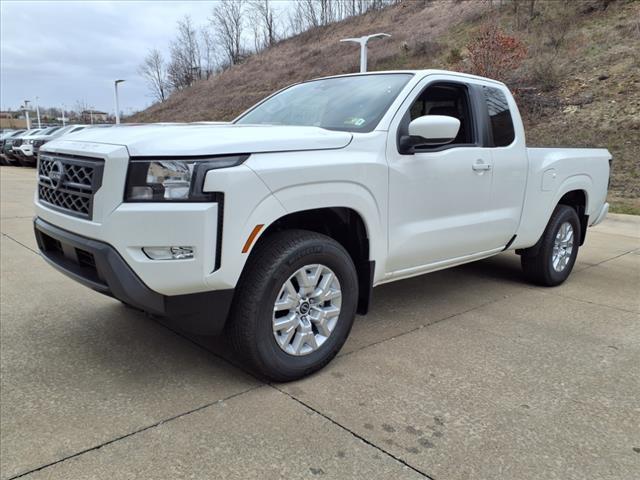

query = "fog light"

[{"left": 143, "top": 246, "right": 194, "bottom": 260}]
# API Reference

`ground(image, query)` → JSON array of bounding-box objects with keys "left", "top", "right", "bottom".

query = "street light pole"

[
  {"left": 24, "top": 100, "right": 31, "bottom": 130},
  {"left": 35, "top": 96, "right": 42, "bottom": 128},
  {"left": 114, "top": 79, "right": 125, "bottom": 124},
  {"left": 340, "top": 33, "right": 391, "bottom": 73},
  {"left": 61, "top": 104, "right": 66, "bottom": 126}
]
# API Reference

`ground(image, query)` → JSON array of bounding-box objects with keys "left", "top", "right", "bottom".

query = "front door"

[{"left": 385, "top": 78, "right": 500, "bottom": 275}]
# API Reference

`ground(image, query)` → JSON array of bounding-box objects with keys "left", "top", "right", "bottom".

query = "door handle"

[{"left": 472, "top": 161, "right": 492, "bottom": 172}]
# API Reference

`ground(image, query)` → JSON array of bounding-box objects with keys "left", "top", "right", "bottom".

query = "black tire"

[
  {"left": 18, "top": 158, "right": 35, "bottom": 168},
  {"left": 521, "top": 204, "right": 581, "bottom": 286},
  {"left": 5, "top": 156, "right": 20, "bottom": 167},
  {"left": 227, "top": 229, "right": 358, "bottom": 382}
]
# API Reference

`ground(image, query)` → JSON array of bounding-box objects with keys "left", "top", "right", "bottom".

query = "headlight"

[
  {"left": 124, "top": 155, "right": 248, "bottom": 202},
  {"left": 33, "top": 140, "right": 46, "bottom": 148}
]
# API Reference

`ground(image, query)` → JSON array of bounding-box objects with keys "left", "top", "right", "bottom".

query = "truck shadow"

[{"left": 161, "top": 251, "right": 531, "bottom": 371}]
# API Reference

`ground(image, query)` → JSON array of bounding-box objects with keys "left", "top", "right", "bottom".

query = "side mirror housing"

[
  {"left": 409, "top": 115, "right": 460, "bottom": 144},
  {"left": 399, "top": 115, "right": 461, "bottom": 154}
]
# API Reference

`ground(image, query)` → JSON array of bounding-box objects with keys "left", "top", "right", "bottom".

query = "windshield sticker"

[{"left": 344, "top": 117, "right": 366, "bottom": 127}]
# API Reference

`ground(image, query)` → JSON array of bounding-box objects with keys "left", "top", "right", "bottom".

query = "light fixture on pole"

[
  {"left": 23, "top": 100, "right": 31, "bottom": 130},
  {"left": 114, "top": 79, "right": 125, "bottom": 124},
  {"left": 340, "top": 33, "right": 391, "bottom": 73},
  {"left": 35, "top": 96, "right": 42, "bottom": 128}
]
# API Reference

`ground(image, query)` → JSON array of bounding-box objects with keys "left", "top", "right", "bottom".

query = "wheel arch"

[
  {"left": 557, "top": 189, "right": 589, "bottom": 245},
  {"left": 248, "top": 206, "right": 375, "bottom": 315}
]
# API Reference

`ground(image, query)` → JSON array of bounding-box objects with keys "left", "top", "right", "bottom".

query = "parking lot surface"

[{"left": 1, "top": 165, "right": 638, "bottom": 479}]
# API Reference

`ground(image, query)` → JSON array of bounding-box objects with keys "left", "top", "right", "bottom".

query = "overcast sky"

[{"left": 1, "top": 1, "right": 286, "bottom": 115}]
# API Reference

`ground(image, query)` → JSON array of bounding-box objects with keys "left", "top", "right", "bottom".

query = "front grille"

[{"left": 38, "top": 154, "right": 105, "bottom": 219}]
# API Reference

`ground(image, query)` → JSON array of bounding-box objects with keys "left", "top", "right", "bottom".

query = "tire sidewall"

[{"left": 253, "top": 238, "right": 358, "bottom": 379}]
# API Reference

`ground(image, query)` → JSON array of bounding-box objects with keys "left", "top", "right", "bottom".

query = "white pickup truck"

[{"left": 34, "top": 70, "right": 610, "bottom": 380}]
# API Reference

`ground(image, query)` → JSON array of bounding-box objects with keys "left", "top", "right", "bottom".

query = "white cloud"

[{"left": 0, "top": 1, "right": 223, "bottom": 114}]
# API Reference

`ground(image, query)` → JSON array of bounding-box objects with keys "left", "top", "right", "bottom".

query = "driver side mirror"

[{"left": 399, "top": 115, "right": 461, "bottom": 154}]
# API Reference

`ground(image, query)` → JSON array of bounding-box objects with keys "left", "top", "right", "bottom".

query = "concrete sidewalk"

[{"left": 1, "top": 165, "right": 638, "bottom": 479}]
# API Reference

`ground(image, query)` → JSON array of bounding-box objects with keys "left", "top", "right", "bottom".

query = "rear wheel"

[
  {"left": 227, "top": 230, "right": 358, "bottom": 382},
  {"left": 521, "top": 204, "right": 580, "bottom": 286}
]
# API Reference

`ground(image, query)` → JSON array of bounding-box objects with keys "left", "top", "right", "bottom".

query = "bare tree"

[
  {"left": 249, "top": 6, "right": 264, "bottom": 53},
  {"left": 287, "top": 2, "right": 307, "bottom": 35},
  {"left": 318, "top": 0, "right": 334, "bottom": 25},
  {"left": 299, "top": 0, "right": 319, "bottom": 28},
  {"left": 250, "top": 0, "right": 278, "bottom": 51},
  {"left": 287, "top": 0, "right": 395, "bottom": 33},
  {"left": 74, "top": 99, "right": 90, "bottom": 123},
  {"left": 139, "top": 48, "right": 169, "bottom": 102},
  {"left": 200, "top": 26, "right": 217, "bottom": 78},
  {"left": 168, "top": 16, "right": 202, "bottom": 90},
  {"left": 210, "top": 0, "right": 246, "bottom": 67}
]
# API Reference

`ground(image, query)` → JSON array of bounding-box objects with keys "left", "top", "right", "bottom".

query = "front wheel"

[
  {"left": 521, "top": 204, "right": 581, "bottom": 286},
  {"left": 227, "top": 230, "right": 359, "bottom": 382}
]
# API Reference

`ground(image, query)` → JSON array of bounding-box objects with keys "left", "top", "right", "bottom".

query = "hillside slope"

[{"left": 133, "top": 0, "right": 639, "bottom": 212}]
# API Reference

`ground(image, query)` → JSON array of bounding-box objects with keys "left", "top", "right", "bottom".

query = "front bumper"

[
  {"left": 18, "top": 144, "right": 33, "bottom": 154},
  {"left": 16, "top": 147, "right": 35, "bottom": 164},
  {"left": 4, "top": 148, "right": 21, "bottom": 162},
  {"left": 34, "top": 217, "right": 234, "bottom": 335}
]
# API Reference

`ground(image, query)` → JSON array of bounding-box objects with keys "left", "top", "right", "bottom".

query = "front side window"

[
  {"left": 398, "top": 82, "right": 475, "bottom": 152},
  {"left": 235, "top": 74, "right": 413, "bottom": 133},
  {"left": 483, "top": 86, "right": 515, "bottom": 147}
]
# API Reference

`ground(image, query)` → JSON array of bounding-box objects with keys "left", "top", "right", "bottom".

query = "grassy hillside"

[{"left": 132, "top": 0, "right": 639, "bottom": 212}]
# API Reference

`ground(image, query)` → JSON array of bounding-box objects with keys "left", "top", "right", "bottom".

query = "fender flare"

[
  {"left": 266, "top": 181, "right": 385, "bottom": 271},
  {"left": 518, "top": 175, "right": 592, "bottom": 255}
]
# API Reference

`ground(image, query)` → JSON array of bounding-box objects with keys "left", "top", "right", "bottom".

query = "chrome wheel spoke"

[
  {"left": 273, "top": 312, "right": 298, "bottom": 334},
  {"left": 291, "top": 331, "right": 317, "bottom": 355},
  {"left": 310, "top": 305, "right": 340, "bottom": 337},
  {"left": 312, "top": 271, "right": 341, "bottom": 302},
  {"left": 552, "top": 222, "right": 575, "bottom": 273},
  {"left": 278, "top": 323, "right": 297, "bottom": 347},
  {"left": 274, "top": 282, "right": 298, "bottom": 312},
  {"left": 296, "top": 265, "right": 320, "bottom": 295},
  {"left": 272, "top": 264, "right": 342, "bottom": 356}
]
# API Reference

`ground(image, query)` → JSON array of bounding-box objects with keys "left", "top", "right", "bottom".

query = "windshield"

[
  {"left": 236, "top": 73, "right": 412, "bottom": 133},
  {"left": 53, "top": 125, "right": 75, "bottom": 135},
  {"left": 42, "top": 127, "right": 61, "bottom": 135}
]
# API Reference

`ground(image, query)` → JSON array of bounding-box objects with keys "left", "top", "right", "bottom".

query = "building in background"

[
  {"left": 0, "top": 111, "right": 28, "bottom": 129},
  {"left": 81, "top": 110, "right": 109, "bottom": 124}
]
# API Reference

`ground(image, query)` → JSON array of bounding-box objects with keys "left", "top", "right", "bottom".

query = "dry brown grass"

[
  {"left": 131, "top": 0, "right": 639, "bottom": 209},
  {"left": 132, "top": 0, "right": 487, "bottom": 122}
]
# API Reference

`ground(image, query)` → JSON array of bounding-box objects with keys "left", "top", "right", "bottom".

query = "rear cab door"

[{"left": 481, "top": 84, "right": 528, "bottom": 243}]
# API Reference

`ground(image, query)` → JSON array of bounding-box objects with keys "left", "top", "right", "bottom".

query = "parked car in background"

[
  {"left": 0, "top": 130, "right": 25, "bottom": 165},
  {"left": 3, "top": 129, "right": 43, "bottom": 166},
  {"left": 15, "top": 127, "right": 63, "bottom": 166},
  {"left": 16, "top": 125, "right": 89, "bottom": 167}
]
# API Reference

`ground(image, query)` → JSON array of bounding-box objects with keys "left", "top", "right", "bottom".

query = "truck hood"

[{"left": 49, "top": 124, "right": 353, "bottom": 157}]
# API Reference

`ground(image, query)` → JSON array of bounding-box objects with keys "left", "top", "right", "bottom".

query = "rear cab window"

[{"left": 482, "top": 86, "right": 515, "bottom": 147}]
